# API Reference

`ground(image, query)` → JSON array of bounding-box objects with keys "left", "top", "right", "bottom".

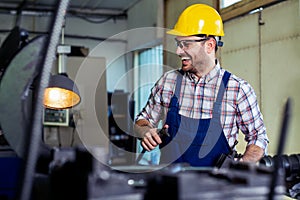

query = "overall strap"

[
  {"left": 174, "top": 70, "right": 183, "bottom": 98},
  {"left": 213, "top": 71, "right": 231, "bottom": 115},
  {"left": 198, "top": 70, "right": 231, "bottom": 159}
]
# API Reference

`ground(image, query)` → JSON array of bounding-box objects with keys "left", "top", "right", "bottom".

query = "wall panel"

[
  {"left": 260, "top": 0, "right": 300, "bottom": 155},
  {"left": 221, "top": 0, "right": 300, "bottom": 155}
]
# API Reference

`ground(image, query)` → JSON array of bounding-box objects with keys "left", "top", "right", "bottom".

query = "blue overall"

[{"left": 159, "top": 70, "right": 231, "bottom": 167}]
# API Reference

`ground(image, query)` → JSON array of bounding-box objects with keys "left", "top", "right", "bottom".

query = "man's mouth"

[{"left": 181, "top": 56, "right": 191, "bottom": 66}]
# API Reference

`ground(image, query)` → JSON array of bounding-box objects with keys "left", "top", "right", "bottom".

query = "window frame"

[{"left": 219, "top": 0, "right": 283, "bottom": 22}]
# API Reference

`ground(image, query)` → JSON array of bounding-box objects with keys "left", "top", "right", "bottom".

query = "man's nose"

[{"left": 176, "top": 46, "right": 185, "bottom": 55}]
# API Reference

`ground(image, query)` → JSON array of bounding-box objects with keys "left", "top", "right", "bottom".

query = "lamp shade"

[{"left": 43, "top": 74, "right": 81, "bottom": 109}]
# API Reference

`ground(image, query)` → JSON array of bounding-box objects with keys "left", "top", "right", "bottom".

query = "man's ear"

[{"left": 206, "top": 38, "right": 216, "bottom": 54}]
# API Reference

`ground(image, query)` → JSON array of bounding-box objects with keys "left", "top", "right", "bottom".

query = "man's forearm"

[{"left": 241, "top": 144, "right": 264, "bottom": 163}]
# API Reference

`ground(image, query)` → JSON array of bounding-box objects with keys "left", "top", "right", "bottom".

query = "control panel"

[{"left": 43, "top": 108, "right": 69, "bottom": 126}]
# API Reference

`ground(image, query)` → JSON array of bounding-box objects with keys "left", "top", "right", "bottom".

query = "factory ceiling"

[{"left": 0, "top": 0, "right": 143, "bottom": 20}]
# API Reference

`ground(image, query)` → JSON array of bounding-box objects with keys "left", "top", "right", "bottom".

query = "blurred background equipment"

[
  {"left": 260, "top": 154, "right": 300, "bottom": 198},
  {"left": 107, "top": 90, "right": 136, "bottom": 165}
]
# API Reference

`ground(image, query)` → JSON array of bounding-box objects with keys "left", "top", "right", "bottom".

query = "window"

[
  {"left": 135, "top": 44, "right": 163, "bottom": 117},
  {"left": 134, "top": 44, "right": 163, "bottom": 165},
  {"left": 220, "top": 0, "right": 241, "bottom": 8}
]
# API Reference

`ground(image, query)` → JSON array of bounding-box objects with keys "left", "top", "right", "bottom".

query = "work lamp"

[{"left": 43, "top": 74, "right": 80, "bottom": 109}]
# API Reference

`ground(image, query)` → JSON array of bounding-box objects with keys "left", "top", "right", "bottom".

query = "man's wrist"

[
  {"left": 134, "top": 120, "right": 152, "bottom": 138},
  {"left": 241, "top": 144, "right": 264, "bottom": 163}
]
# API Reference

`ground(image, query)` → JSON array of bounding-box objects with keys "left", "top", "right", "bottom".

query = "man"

[{"left": 134, "top": 4, "right": 269, "bottom": 167}]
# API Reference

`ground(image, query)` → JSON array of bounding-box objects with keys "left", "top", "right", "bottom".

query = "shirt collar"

[{"left": 185, "top": 62, "right": 221, "bottom": 83}]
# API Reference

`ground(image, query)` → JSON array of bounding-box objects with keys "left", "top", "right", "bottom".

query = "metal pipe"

[{"left": 17, "top": 1, "right": 70, "bottom": 199}]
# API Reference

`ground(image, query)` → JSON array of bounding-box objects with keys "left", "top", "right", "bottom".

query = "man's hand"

[
  {"left": 134, "top": 119, "right": 170, "bottom": 151},
  {"left": 134, "top": 119, "right": 162, "bottom": 151},
  {"left": 241, "top": 144, "right": 264, "bottom": 163},
  {"left": 140, "top": 127, "right": 162, "bottom": 151}
]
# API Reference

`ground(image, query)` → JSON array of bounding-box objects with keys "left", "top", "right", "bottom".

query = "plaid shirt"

[{"left": 136, "top": 63, "right": 269, "bottom": 153}]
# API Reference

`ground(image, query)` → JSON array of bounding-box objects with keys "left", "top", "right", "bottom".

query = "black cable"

[
  {"left": 15, "top": 0, "right": 27, "bottom": 26},
  {"left": 70, "top": 127, "right": 76, "bottom": 147},
  {"left": 69, "top": 13, "right": 117, "bottom": 24},
  {"left": 57, "top": 127, "right": 61, "bottom": 147},
  {"left": 69, "top": 111, "right": 79, "bottom": 147}
]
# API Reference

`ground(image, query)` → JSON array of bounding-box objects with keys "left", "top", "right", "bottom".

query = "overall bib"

[{"left": 160, "top": 70, "right": 231, "bottom": 167}]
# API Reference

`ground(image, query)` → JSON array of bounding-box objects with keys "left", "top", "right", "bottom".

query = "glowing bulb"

[
  {"left": 48, "top": 88, "right": 61, "bottom": 101},
  {"left": 43, "top": 87, "right": 80, "bottom": 109}
]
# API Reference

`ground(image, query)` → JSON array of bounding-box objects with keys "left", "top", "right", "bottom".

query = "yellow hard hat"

[{"left": 167, "top": 4, "right": 224, "bottom": 37}]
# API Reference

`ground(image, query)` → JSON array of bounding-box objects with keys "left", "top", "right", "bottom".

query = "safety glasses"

[{"left": 175, "top": 38, "right": 208, "bottom": 49}]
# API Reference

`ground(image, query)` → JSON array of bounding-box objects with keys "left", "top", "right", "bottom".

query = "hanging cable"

[
  {"left": 15, "top": 0, "right": 27, "bottom": 26},
  {"left": 69, "top": 13, "right": 120, "bottom": 24},
  {"left": 258, "top": 8, "right": 264, "bottom": 110}
]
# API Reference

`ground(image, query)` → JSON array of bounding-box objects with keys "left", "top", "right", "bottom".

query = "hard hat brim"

[
  {"left": 166, "top": 29, "right": 188, "bottom": 36},
  {"left": 167, "top": 29, "right": 224, "bottom": 37}
]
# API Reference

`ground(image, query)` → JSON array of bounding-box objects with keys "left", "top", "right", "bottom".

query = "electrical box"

[{"left": 43, "top": 108, "right": 69, "bottom": 126}]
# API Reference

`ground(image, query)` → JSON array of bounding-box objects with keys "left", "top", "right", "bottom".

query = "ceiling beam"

[{"left": 0, "top": 2, "right": 127, "bottom": 19}]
